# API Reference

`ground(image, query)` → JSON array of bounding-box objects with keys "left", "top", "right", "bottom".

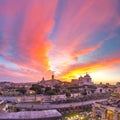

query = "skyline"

[{"left": 0, "top": 0, "right": 120, "bottom": 84}]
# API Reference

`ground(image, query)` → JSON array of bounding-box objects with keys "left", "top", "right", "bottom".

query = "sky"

[{"left": 0, "top": 0, "right": 120, "bottom": 84}]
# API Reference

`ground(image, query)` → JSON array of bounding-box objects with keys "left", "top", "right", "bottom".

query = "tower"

[
  {"left": 52, "top": 74, "right": 54, "bottom": 80},
  {"left": 42, "top": 77, "right": 45, "bottom": 81}
]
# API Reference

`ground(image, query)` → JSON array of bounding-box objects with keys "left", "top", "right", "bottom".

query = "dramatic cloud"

[
  {"left": 57, "top": 53, "right": 120, "bottom": 81},
  {"left": 0, "top": 0, "right": 58, "bottom": 80},
  {"left": 0, "top": 0, "right": 120, "bottom": 83},
  {"left": 49, "top": 0, "right": 120, "bottom": 82}
]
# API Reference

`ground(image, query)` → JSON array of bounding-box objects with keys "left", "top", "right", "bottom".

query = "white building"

[
  {"left": 71, "top": 73, "right": 94, "bottom": 86},
  {"left": 93, "top": 100, "right": 120, "bottom": 120},
  {"left": 79, "top": 73, "right": 93, "bottom": 86}
]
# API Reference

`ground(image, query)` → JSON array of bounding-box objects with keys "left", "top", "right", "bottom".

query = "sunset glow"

[{"left": 0, "top": 0, "right": 120, "bottom": 84}]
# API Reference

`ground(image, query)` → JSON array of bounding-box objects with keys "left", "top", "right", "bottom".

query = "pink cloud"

[
  {"left": 49, "top": 0, "right": 119, "bottom": 75},
  {"left": 0, "top": 0, "right": 58, "bottom": 77}
]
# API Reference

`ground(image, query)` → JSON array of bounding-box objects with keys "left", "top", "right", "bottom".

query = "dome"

[
  {"left": 79, "top": 76, "right": 83, "bottom": 80},
  {"left": 84, "top": 73, "right": 90, "bottom": 78}
]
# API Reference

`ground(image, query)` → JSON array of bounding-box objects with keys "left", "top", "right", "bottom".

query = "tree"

[
  {"left": 46, "top": 90, "right": 56, "bottom": 95},
  {"left": 100, "top": 89, "right": 102, "bottom": 93},
  {"left": 45, "top": 87, "right": 51, "bottom": 94},
  {"left": 65, "top": 92, "right": 71, "bottom": 98},
  {"left": 30, "top": 84, "right": 43, "bottom": 101},
  {"left": 68, "top": 84, "right": 79, "bottom": 93},
  {"left": 16, "top": 87, "right": 26, "bottom": 95},
  {"left": 81, "top": 89, "right": 87, "bottom": 96},
  {"left": 91, "top": 89, "right": 96, "bottom": 93},
  {"left": 53, "top": 84, "right": 61, "bottom": 94},
  {"left": 45, "top": 88, "right": 56, "bottom": 102},
  {"left": 30, "top": 84, "right": 42, "bottom": 94}
]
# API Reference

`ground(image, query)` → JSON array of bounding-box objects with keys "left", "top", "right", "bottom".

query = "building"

[
  {"left": 116, "top": 82, "right": 120, "bottom": 87},
  {"left": 39, "top": 75, "right": 61, "bottom": 88},
  {"left": 0, "top": 109, "right": 62, "bottom": 120},
  {"left": 79, "top": 73, "right": 93, "bottom": 85},
  {"left": 95, "top": 86, "right": 106, "bottom": 93},
  {"left": 71, "top": 73, "right": 94, "bottom": 86},
  {"left": 92, "top": 100, "right": 120, "bottom": 120},
  {"left": 116, "top": 82, "right": 120, "bottom": 94},
  {"left": 116, "top": 87, "right": 120, "bottom": 94},
  {"left": 0, "top": 100, "right": 8, "bottom": 112}
]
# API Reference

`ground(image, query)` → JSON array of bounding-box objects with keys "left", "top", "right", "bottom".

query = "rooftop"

[
  {"left": 95, "top": 99, "right": 120, "bottom": 109},
  {"left": 0, "top": 109, "right": 62, "bottom": 119}
]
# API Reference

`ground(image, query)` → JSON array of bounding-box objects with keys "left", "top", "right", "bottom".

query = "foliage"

[
  {"left": 44, "top": 86, "right": 56, "bottom": 95},
  {"left": 46, "top": 90, "right": 56, "bottom": 95},
  {"left": 91, "top": 89, "right": 95, "bottom": 93},
  {"left": 100, "top": 89, "right": 102, "bottom": 93},
  {"left": 30, "top": 84, "right": 42, "bottom": 94},
  {"left": 53, "top": 84, "right": 61, "bottom": 94},
  {"left": 53, "top": 84, "right": 61, "bottom": 88},
  {"left": 87, "top": 85, "right": 97, "bottom": 89},
  {"left": 68, "top": 84, "right": 79, "bottom": 89},
  {"left": 65, "top": 92, "right": 71, "bottom": 98},
  {"left": 81, "top": 89, "right": 87, "bottom": 96},
  {"left": 16, "top": 87, "right": 26, "bottom": 95},
  {"left": 45, "top": 87, "right": 51, "bottom": 93}
]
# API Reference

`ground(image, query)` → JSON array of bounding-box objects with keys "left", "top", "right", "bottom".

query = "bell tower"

[{"left": 52, "top": 74, "right": 54, "bottom": 80}]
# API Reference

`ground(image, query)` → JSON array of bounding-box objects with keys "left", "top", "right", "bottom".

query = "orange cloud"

[
  {"left": 58, "top": 54, "right": 120, "bottom": 82},
  {"left": 0, "top": 0, "right": 119, "bottom": 83},
  {"left": 49, "top": 0, "right": 119, "bottom": 76}
]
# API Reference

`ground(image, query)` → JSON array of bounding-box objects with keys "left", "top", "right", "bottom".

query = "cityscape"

[
  {"left": 0, "top": 74, "right": 120, "bottom": 119},
  {"left": 0, "top": 0, "right": 120, "bottom": 120}
]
